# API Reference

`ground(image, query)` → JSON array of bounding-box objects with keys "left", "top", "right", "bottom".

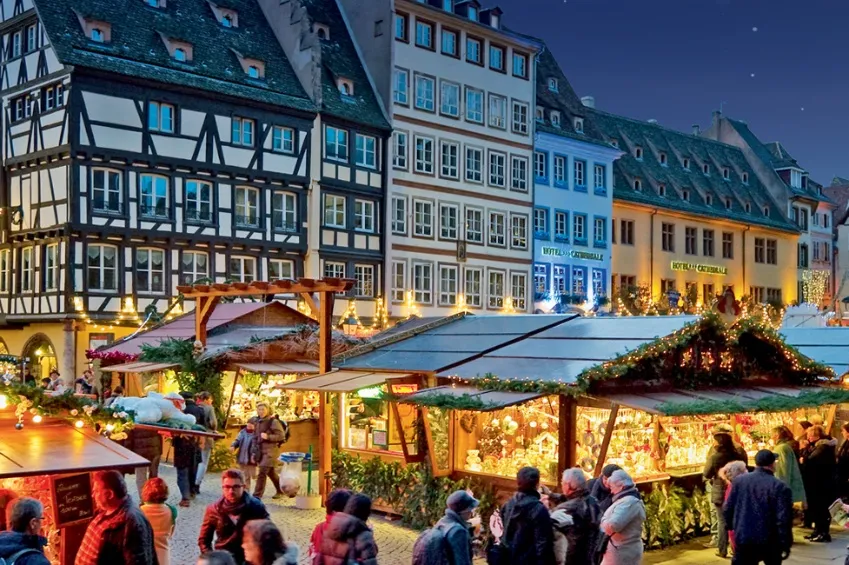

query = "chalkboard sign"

[{"left": 51, "top": 473, "right": 94, "bottom": 528}]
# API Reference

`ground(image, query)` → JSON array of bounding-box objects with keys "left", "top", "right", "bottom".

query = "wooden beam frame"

[
  {"left": 177, "top": 278, "right": 354, "bottom": 299},
  {"left": 318, "top": 291, "right": 334, "bottom": 498},
  {"left": 594, "top": 403, "right": 620, "bottom": 477}
]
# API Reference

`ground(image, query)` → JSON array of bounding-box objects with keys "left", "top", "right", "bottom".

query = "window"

[
  {"left": 440, "top": 81, "right": 460, "bottom": 117},
  {"left": 354, "top": 199, "right": 375, "bottom": 232},
  {"left": 489, "top": 212, "right": 506, "bottom": 246},
  {"left": 682, "top": 189, "right": 690, "bottom": 202},
  {"left": 234, "top": 186, "right": 259, "bottom": 227},
  {"left": 393, "top": 68, "right": 409, "bottom": 104},
  {"left": 593, "top": 217, "right": 606, "bottom": 247},
  {"left": 185, "top": 180, "right": 213, "bottom": 223},
  {"left": 466, "top": 37, "right": 481, "bottom": 64},
  {"left": 414, "top": 75, "right": 435, "bottom": 111},
  {"left": 11, "top": 95, "right": 30, "bottom": 121},
  {"left": 355, "top": 134, "right": 377, "bottom": 169},
  {"left": 813, "top": 241, "right": 822, "bottom": 262},
  {"left": 792, "top": 206, "right": 809, "bottom": 231},
  {"left": 766, "top": 239, "right": 777, "bottom": 265},
  {"left": 572, "top": 267, "right": 586, "bottom": 297},
  {"left": 489, "top": 45, "right": 505, "bottom": 71},
  {"left": 392, "top": 131, "right": 408, "bottom": 169},
  {"left": 230, "top": 256, "right": 256, "bottom": 283},
  {"left": 824, "top": 214, "right": 831, "bottom": 228},
  {"left": 573, "top": 118, "right": 584, "bottom": 133},
  {"left": 553, "top": 155, "right": 566, "bottom": 186},
  {"left": 413, "top": 263, "right": 433, "bottom": 303},
  {"left": 722, "top": 232, "right": 733, "bottom": 259},
  {"left": 464, "top": 267, "right": 482, "bottom": 307},
  {"left": 511, "top": 214, "right": 527, "bottom": 249},
  {"left": 173, "top": 47, "right": 187, "bottom": 62},
  {"left": 272, "top": 126, "right": 295, "bottom": 153},
  {"left": 763, "top": 206, "right": 769, "bottom": 217},
  {"left": 325, "top": 126, "right": 349, "bottom": 162},
  {"left": 439, "top": 265, "right": 458, "bottom": 306},
  {"left": 440, "top": 141, "right": 459, "bottom": 178},
  {"left": 139, "top": 174, "right": 168, "bottom": 218},
  {"left": 703, "top": 283, "right": 715, "bottom": 302},
  {"left": 533, "top": 153, "right": 551, "bottom": 187},
  {"left": 91, "top": 28, "right": 105, "bottom": 43},
  {"left": 574, "top": 160, "right": 586, "bottom": 188},
  {"left": 634, "top": 179, "right": 642, "bottom": 191},
  {"left": 751, "top": 286, "right": 765, "bottom": 303},
  {"left": 441, "top": 28, "right": 457, "bottom": 56},
  {"left": 465, "top": 88, "right": 484, "bottom": 124},
  {"left": 20, "top": 247, "right": 32, "bottom": 292},
  {"left": 592, "top": 268, "right": 604, "bottom": 299},
  {"left": 725, "top": 198, "right": 732, "bottom": 210},
  {"left": 222, "top": 14, "right": 234, "bottom": 27},
  {"left": 324, "top": 261, "right": 345, "bottom": 279},
  {"left": 511, "top": 272, "right": 527, "bottom": 310},
  {"left": 414, "top": 136, "right": 434, "bottom": 174},
  {"left": 247, "top": 65, "right": 261, "bottom": 79},
  {"left": 659, "top": 152, "right": 667, "bottom": 166},
  {"left": 685, "top": 227, "right": 697, "bottom": 255},
  {"left": 92, "top": 169, "right": 121, "bottom": 213},
  {"left": 683, "top": 158, "right": 690, "bottom": 170},
  {"left": 415, "top": 19, "right": 434, "bottom": 49},
  {"left": 391, "top": 262, "right": 406, "bottom": 303},
  {"left": 147, "top": 101, "right": 174, "bottom": 133},
  {"left": 489, "top": 95, "right": 506, "bottom": 129},
  {"left": 323, "top": 194, "right": 346, "bottom": 228},
  {"left": 534, "top": 264, "right": 547, "bottom": 293},
  {"left": 534, "top": 208, "right": 548, "bottom": 238},
  {"left": 181, "top": 251, "right": 208, "bottom": 284},
  {"left": 413, "top": 200, "right": 433, "bottom": 237},
  {"left": 706, "top": 194, "right": 713, "bottom": 206},
  {"left": 465, "top": 146, "right": 483, "bottom": 183},
  {"left": 394, "top": 13, "right": 408, "bottom": 41},
  {"left": 662, "top": 223, "right": 675, "bottom": 252},
  {"left": 620, "top": 220, "right": 634, "bottom": 245},
  {"left": 594, "top": 164, "right": 606, "bottom": 192},
  {"left": 790, "top": 169, "right": 802, "bottom": 188},
  {"left": 11, "top": 30, "right": 21, "bottom": 57},
  {"left": 87, "top": 244, "right": 118, "bottom": 291},
  {"left": 660, "top": 279, "right": 675, "bottom": 295},
  {"left": 553, "top": 266, "right": 567, "bottom": 295},
  {"left": 135, "top": 248, "right": 165, "bottom": 294},
  {"left": 465, "top": 208, "right": 483, "bottom": 243},
  {"left": 391, "top": 197, "right": 407, "bottom": 235},
  {"left": 573, "top": 213, "right": 586, "bottom": 244},
  {"left": 548, "top": 78, "right": 558, "bottom": 92},
  {"left": 511, "top": 102, "right": 528, "bottom": 135},
  {"left": 723, "top": 167, "right": 730, "bottom": 180},
  {"left": 754, "top": 238, "right": 765, "bottom": 264},
  {"left": 619, "top": 275, "right": 636, "bottom": 291},
  {"left": 551, "top": 111, "right": 561, "bottom": 127},
  {"left": 269, "top": 259, "right": 294, "bottom": 281},
  {"left": 0, "top": 250, "right": 8, "bottom": 293},
  {"left": 512, "top": 52, "right": 528, "bottom": 78},
  {"left": 702, "top": 229, "right": 715, "bottom": 257},
  {"left": 634, "top": 147, "right": 643, "bottom": 160},
  {"left": 439, "top": 204, "right": 458, "bottom": 240},
  {"left": 231, "top": 117, "right": 254, "bottom": 146},
  {"left": 488, "top": 270, "right": 505, "bottom": 308},
  {"left": 511, "top": 156, "right": 528, "bottom": 191},
  {"left": 767, "top": 288, "right": 782, "bottom": 303},
  {"left": 555, "top": 211, "right": 568, "bottom": 241},
  {"left": 488, "top": 151, "right": 506, "bottom": 187},
  {"left": 468, "top": 5, "right": 478, "bottom": 19},
  {"left": 703, "top": 163, "right": 710, "bottom": 175},
  {"left": 658, "top": 184, "right": 666, "bottom": 197},
  {"left": 742, "top": 172, "right": 749, "bottom": 184},
  {"left": 354, "top": 265, "right": 375, "bottom": 297}
]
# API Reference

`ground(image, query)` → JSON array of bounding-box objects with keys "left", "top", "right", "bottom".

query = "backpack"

[
  {"left": 0, "top": 548, "right": 40, "bottom": 565},
  {"left": 277, "top": 419, "right": 290, "bottom": 446},
  {"left": 412, "top": 522, "right": 458, "bottom": 565}
]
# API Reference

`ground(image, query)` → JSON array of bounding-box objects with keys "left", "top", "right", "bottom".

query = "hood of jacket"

[
  {"left": 0, "top": 531, "right": 46, "bottom": 558},
  {"left": 325, "top": 512, "right": 369, "bottom": 542},
  {"left": 817, "top": 438, "right": 838, "bottom": 448},
  {"left": 612, "top": 487, "right": 641, "bottom": 503},
  {"left": 271, "top": 542, "right": 300, "bottom": 565}
]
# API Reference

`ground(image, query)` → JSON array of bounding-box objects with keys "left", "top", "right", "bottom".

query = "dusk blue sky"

[{"left": 498, "top": 0, "right": 846, "bottom": 182}]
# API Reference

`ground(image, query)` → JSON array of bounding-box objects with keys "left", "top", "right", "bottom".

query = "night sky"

[{"left": 498, "top": 0, "right": 847, "bottom": 183}]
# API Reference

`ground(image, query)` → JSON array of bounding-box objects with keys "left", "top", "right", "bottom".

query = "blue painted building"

[{"left": 532, "top": 47, "right": 621, "bottom": 313}]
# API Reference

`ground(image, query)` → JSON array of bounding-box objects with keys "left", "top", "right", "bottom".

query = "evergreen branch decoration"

[
  {"left": 656, "top": 388, "right": 849, "bottom": 416},
  {"left": 384, "top": 392, "right": 500, "bottom": 411}
]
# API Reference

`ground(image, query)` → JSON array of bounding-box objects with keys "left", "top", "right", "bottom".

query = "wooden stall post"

[
  {"left": 225, "top": 367, "right": 242, "bottom": 423},
  {"left": 558, "top": 395, "right": 576, "bottom": 479},
  {"left": 593, "top": 403, "right": 620, "bottom": 477},
  {"left": 826, "top": 404, "right": 839, "bottom": 435},
  {"left": 318, "top": 291, "right": 334, "bottom": 499}
]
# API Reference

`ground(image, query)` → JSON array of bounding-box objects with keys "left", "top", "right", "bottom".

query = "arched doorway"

[{"left": 20, "top": 334, "right": 57, "bottom": 384}]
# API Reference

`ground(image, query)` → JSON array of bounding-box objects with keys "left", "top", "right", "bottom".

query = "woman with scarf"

[
  {"left": 772, "top": 425, "right": 807, "bottom": 506},
  {"left": 599, "top": 470, "right": 646, "bottom": 565}
]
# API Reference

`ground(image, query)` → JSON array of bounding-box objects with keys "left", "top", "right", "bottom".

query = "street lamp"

[{"left": 342, "top": 315, "right": 359, "bottom": 336}]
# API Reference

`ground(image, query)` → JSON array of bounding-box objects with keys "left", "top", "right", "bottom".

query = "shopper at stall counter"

[
  {"left": 598, "top": 470, "right": 646, "bottom": 565},
  {"left": 0, "top": 497, "right": 50, "bottom": 565},
  {"left": 497, "top": 466, "right": 554, "bottom": 565},
  {"left": 550, "top": 468, "right": 601, "bottom": 565},
  {"left": 703, "top": 424, "right": 747, "bottom": 559},
  {"left": 723, "top": 450, "right": 793, "bottom": 565},
  {"left": 587, "top": 464, "right": 622, "bottom": 514},
  {"left": 252, "top": 403, "right": 287, "bottom": 500},
  {"left": 801, "top": 424, "right": 837, "bottom": 543},
  {"left": 771, "top": 426, "right": 806, "bottom": 506}
]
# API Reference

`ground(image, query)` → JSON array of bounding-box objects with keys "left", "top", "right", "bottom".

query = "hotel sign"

[
  {"left": 671, "top": 261, "right": 728, "bottom": 276},
  {"left": 541, "top": 247, "right": 604, "bottom": 262}
]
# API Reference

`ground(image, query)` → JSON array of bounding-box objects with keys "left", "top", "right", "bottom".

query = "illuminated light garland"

[
  {"left": 801, "top": 269, "right": 830, "bottom": 306},
  {"left": 404, "top": 290, "right": 420, "bottom": 318},
  {"left": 371, "top": 297, "right": 389, "bottom": 331}
]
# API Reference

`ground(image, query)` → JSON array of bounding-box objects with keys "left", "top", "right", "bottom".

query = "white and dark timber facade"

[{"left": 0, "top": 0, "right": 389, "bottom": 380}]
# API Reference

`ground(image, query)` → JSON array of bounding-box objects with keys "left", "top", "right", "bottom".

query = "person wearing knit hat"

[
  {"left": 413, "top": 490, "right": 479, "bottom": 565},
  {"left": 703, "top": 423, "right": 747, "bottom": 558},
  {"left": 495, "top": 467, "right": 554, "bottom": 565}
]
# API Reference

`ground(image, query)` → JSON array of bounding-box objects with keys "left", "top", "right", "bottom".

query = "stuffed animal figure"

[{"left": 111, "top": 391, "right": 197, "bottom": 425}]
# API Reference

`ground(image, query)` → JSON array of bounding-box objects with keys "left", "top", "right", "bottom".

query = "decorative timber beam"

[{"left": 176, "top": 278, "right": 354, "bottom": 299}]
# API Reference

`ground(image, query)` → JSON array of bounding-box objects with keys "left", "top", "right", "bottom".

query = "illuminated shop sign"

[
  {"left": 541, "top": 247, "right": 604, "bottom": 262},
  {"left": 389, "top": 384, "right": 419, "bottom": 395},
  {"left": 670, "top": 261, "right": 728, "bottom": 276}
]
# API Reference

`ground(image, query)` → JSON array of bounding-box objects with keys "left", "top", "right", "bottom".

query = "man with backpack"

[
  {"left": 491, "top": 467, "right": 555, "bottom": 565},
  {"left": 550, "top": 468, "right": 601, "bottom": 565},
  {"left": 0, "top": 498, "right": 50, "bottom": 565},
  {"left": 251, "top": 402, "right": 288, "bottom": 500},
  {"left": 413, "top": 490, "right": 478, "bottom": 565}
]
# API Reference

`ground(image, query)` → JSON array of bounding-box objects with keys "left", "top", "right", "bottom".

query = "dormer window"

[
  {"left": 337, "top": 78, "right": 354, "bottom": 96},
  {"left": 222, "top": 15, "right": 233, "bottom": 27},
  {"left": 468, "top": 6, "right": 478, "bottom": 20},
  {"left": 145, "top": 0, "right": 163, "bottom": 8},
  {"left": 703, "top": 163, "right": 710, "bottom": 175},
  {"left": 550, "top": 111, "right": 560, "bottom": 127},
  {"left": 443, "top": 0, "right": 453, "bottom": 10},
  {"left": 818, "top": 186, "right": 823, "bottom": 196},
  {"left": 683, "top": 157, "right": 690, "bottom": 170},
  {"left": 75, "top": 12, "right": 112, "bottom": 45},
  {"left": 208, "top": 2, "right": 239, "bottom": 28},
  {"left": 658, "top": 183, "right": 666, "bottom": 196},
  {"left": 634, "top": 179, "right": 642, "bottom": 191},
  {"left": 706, "top": 194, "right": 713, "bottom": 206},
  {"left": 745, "top": 202, "right": 751, "bottom": 213},
  {"left": 634, "top": 146, "right": 643, "bottom": 160},
  {"left": 314, "top": 23, "right": 329, "bottom": 39},
  {"left": 742, "top": 172, "right": 749, "bottom": 185},
  {"left": 490, "top": 14, "right": 499, "bottom": 28},
  {"left": 763, "top": 206, "right": 770, "bottom": 217},
  {"left": 535, "top": 107, "right": 544, "bottom": 123},
  {"left": 659, "top": 152, "right": 667, "bottom": 166},
  {"left": 574, "top": 117, "right": 584, "bottom": 133},
  {"left": 682, "top": 189, "right": 690, "bottom": 202},
  {"left": 723, "top": 167, "right": 730, "bottom": 180},
  {"left": 610, "top": 139, "right": 619, "bottom": 148},
  {"left": 91, "top": 28, "right": 105, "bottom": 42},
  {"left": 548, "top": 78, "right": 558, "bottom": 92},
  {"left": 159, "top": 33, "right": 193, "bottom": 62},
  {"left": 725, "top": 198, "right": 732, "bottom": 209},
  {"left": 174, "top": 48, "right": 187, "bottom": 62},
  {"left": 230, "top": 49, "right": 264, "bottom": 79},
  {"left": 248, "top": 65, "right": 260, "bottom": 78}
]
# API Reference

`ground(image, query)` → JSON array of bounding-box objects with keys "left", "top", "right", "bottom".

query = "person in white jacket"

[{"left": 599, "top": 470, "right": 646, "bottom": 565}]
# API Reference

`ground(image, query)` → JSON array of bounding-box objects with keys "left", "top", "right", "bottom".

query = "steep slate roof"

[
  {"left": 301, "top": 0, "right": 389, "bottom": 130},
  {"left": 764, "top": 141, "right": 800, "bottom": 170},
  {"left": 587, "top": 109, "right": 798, "bottom": 233},
  {"left": 825, "top": 182, "right": 849, "bottom": 225},
  {"left": 35, "top": 0, "right": 315, "bottom": 111}
]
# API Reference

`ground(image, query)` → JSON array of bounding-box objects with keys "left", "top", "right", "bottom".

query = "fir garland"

[
  {"left": 384, "top": 392, "right": 500, "bottom": 411},
  {"left": 656, "top": 388, "right": 849, "bottom": 416}
]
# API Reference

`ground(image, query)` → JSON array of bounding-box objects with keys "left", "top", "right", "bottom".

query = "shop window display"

[
  {"left": 342, "top": 387, "right": 419, "bottom": 456},
  {"left": 229, "top": 372, "right": 320, "bottom": 425}
]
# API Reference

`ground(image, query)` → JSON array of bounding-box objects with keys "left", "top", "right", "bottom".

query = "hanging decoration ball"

[
  {"left": 32, "top": 414, "right": 42, "bottom": 424},
  {"left": 70, "top": 409, "right": 79, "bottom": 416},
  {"left": 74, "top": 420, "right": 84, "bottom": 429},
  {"left": 14, "top": 422, "right": 23, "bottom": 430}
]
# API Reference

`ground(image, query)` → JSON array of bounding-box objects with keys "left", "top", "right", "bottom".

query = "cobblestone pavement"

[{"left": 134, "top": 465, "right": 420, "bottom": 565}]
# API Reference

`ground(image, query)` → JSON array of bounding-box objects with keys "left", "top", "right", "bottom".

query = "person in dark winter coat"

[
  {"left": 319, "top": 494, "right": 379, "bottom": 565},
  {"left": 232, "top": 421, "right": 258, "bottom": 492},
  {"left": 551, "top": 468, "right": 600, "bottom": 565},
  {"left": 199, "top": 469, "right": 270, "bottom": 564},
  {"left": 499, "top": 466, "right": 555, "bottom": 565},
  {"left": 0, "top": 498, "right": 50, "bottom": 565},
  {"left": 836, "top": 423, "right": 849, "bottom": 501},
  {"left": 723, "top": 450, "right": 793, "bottom": 565},
  {"left": 432, "top": 490, "right": 478, "bottom": 565},
  {"left": 75, "top": 470, "right": 157, "bottom": 565},
  {"left": 588, "top": 464, "right": 622, "bottom": 514},
  {"left": 252, "top": 403, "right": 287, "bottom": 499},
  {"left": 309, "top": 489, "right": 353, "bottom": 565},
  {"left": 125, "top": 427, "right": 164, "bottom": 498},
  {"left": 801, "top": 424, "right": 838, "bottom": 542},
  {"left": 703, "top": 425, "right": 747, "bottom": 558}
]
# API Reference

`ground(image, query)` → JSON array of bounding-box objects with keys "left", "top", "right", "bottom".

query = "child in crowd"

[
  {"left": 140, "top": 477, "right": 177, "bottom": 565},
  {"left": 231, "top": 419, "right": 258, "bottom": 492}
]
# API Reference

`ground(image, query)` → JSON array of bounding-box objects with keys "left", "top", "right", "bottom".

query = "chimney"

[
  {"left": 580, "top": 96, "right": 595, "bottom": 109},
  {"left": 692, "top": 124, "right": 701, "bottom": 135},
  {"left": 647, "top": 119, "right": 658, "bottom": 124},
  {"left": 712, "top": 110, "right": 722, "bottom": 125}
]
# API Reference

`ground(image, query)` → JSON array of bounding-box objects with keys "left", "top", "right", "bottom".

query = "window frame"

[
  {"left": 148, "top": 101, "right": 175, "bottom": 134},
  {"left": 134, "top": 247, "right": 166, "bottom": 295},
  {"left": 511, "top": 271, "right": 527, "bottom": 311},
  {"left": 465, "top": 36, "right": 483, "bottom": 65},
  {"left": 488, "top": 150, "right": 506, "bottom": 188},
  {"left": 488, "top": 269, "right": 506, "bottom": 309},
  {"left": 139, "top": 174, "right": 169, "bottom": 219},
  {"left": 573, "top": 159, "right": 587, "bottom": 190},
  {"left": 438, "top": 264, "right": 459, "bottom": 306},
  {"left": 439, "top": 79, "right": 460, "bottom": 118},
  {"left": 413, "top": 199, "right": 434, "bottom": 238},
  {"left": 181, "top": 251, "right": 209, "bottom": 285},
  {"left": 439, "top": 140, "right": 460, "bottom": 180},
  {"left": 230, "top": 255, "right": 257, "bottom": 283},
  {"left": 414, "top": 135, "right": 435, "bottom": 175},
  {"left": 512, "top": 51, "right": 528, "bottom": 79},
  {"left": 439, "top": 203, "right": 459, "bottom": 241},
  {"left": 323, "top": 193, "right": 346, "bottom": 229},
  {"left": 593, "top": 164, "right": 606, "bottom": 194},
  {"left": 593, "top": 216, "right": 607, "bottom": 248},
  {"left": 272, "top": 191, "right": 298, "bottom": 232},
  {"left": 573, "top": 213, "right": 587, "bottom": 245},
  {"left": 231, "top": 116, "right": 255, "bottom": 146},
  {"left": 0, "top": 249, "right": 9, "bottom": 293},
  {"left": 661, "top": 222, "right": 675, "bottom": 252},
  {"left": 488, "top": 94, "right": 506, "bottom": 129},
  {"left": 391, "top": 261, "right": 407, "bottom": 303},
  {"left": 185, "top": 179, "right": 214, "bottom": 224},
  {"left": 91, "top": 168, "right": 123, "bottom": 214},
  {"left": 510, "top": 213, "right": 528, "bottom": 250},
  {"left": 488, "top": 211, "right": 506, "bottom": 247},
  {"left": 489, "top": 44, "right": 506, "bottom": 72},
  {"left": 391, "top": 196, "right": 407, "bottom": 236},
  {"left": 465, "top": 206, "right": 483, "bottom": 244},
  {"left": 464, "top": 146, "right": 483, "bottom": 184},
  {"left": 354, "top": 199, "right": 376, "bottom": 233},
  {"left": 510, "top": 155, "right": 528, "bottom": 192},
  {"left": 440, "top": 27, "right": 459, "bottom": 57},
  {"left": 394, "top": 12, "right": 409, "bottom": 42},
  {"left": 412, "top": 261, "right": 434, "bottom": 304},
  {"left": 414, "top": 73, "right": 436, "bottom": 112},
  {"left": 269, "top": 258, "right": 295, "bottom": 281},
  {"left": 393, "top": 67, "right": 410, "bottom": 105},
  {"left": 234, "top": 186, "right": 260, "bottom": 228},
  {"left": 325, "top": 125, "right": 349, "bottom": 162},
  {"left": 353, "top": 264, "right": 375, "bottom": 298},
  {"left": 355, "top": 133, "right": 378, "bottom": 169},
  {"left": 414, "top": 18, "right": 435, "bottom": 50},
  {"left": 464, "top": 86, "right": 484, "bottom": 124},
  {"left": 271, "top": 125, "right": 296, "bottom": 154},
  {"left": 20, "top": 246, "right": 33, "bottom": 293},
  {"left": 86, "top": 243, "right": 119, "bottom": 292},
  {"left": 511, "top": 100, "right": 529, "bottom": 135},
  {"left": 464, "top": 266, "right": 483, "bottom": 308},
  {"left": 392, "top": 130, "right": 408, "bottom": 170}
]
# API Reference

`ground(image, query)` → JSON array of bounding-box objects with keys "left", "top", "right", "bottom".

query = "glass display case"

[{"left": 341, "top": 386, "right": 419, "bottom": 456}]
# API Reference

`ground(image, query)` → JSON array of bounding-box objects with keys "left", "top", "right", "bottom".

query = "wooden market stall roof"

[
  {"left": 104, "top": 361, "right": 180, "bottom": 373},
  {"left": 233, "top": 361, "right": 319, "bottom": 374},
  {"left": 782, "top": 327, "right": 849, "bottom": 376},
  {"left": 283, "top": 369, "right": 413, "bottom": 392},
  {"left": 400, "top": 386, "right": 544, "bottom": 412},
  {"left": 0, "top": 412, "right": 148, "bottom": 478}
]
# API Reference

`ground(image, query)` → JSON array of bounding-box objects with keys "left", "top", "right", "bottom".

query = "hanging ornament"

[{"left": 15, "top": 421, "right": 23, "bottom": 430}]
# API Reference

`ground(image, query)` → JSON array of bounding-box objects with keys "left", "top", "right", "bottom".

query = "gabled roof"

[
  {"left": 764, "top": 141, "right": 801, "bottom": 170},
  {"left": 300, "top": 0, "right": 389, "bottom": 131},
  {"left": 824, "top": 182, "right": 849, "bottom": 225},
  {"left": 587, "top": 109, "right": 798, "bottom": 233},
  {"left": 35, "top": 0, "right": 316, "bottom": 111}
]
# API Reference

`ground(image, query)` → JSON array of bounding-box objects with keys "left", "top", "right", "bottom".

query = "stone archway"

[{"left": 20, "top": 333, "right": 57, "bottom": 384}]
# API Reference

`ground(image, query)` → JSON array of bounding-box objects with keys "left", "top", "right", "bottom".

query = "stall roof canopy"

[
  {"left": 337, "top": 313, "right": 575, "bottom": 373},
  {"left": 235, "top": 362, "right": 319, "bottom": 374},
  {"left": 104, "top": 361, "right": 179, "bottom": 373},
  {"left": 438, "top": 316, "right": 698, "bottom": 384},
  {"left": 781, "top": 327, "right": 849, "bottom": 376},
  {"left": 283, "top": 370, "right": 411, "bottom": 392},
  {"left": 399, "top": 386, "right": 543, "bottom": 411}
]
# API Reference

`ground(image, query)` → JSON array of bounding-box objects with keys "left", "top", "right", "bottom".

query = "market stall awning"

[
  {"left": 594, "top": 385, "right": 849, "bottom": 416},
  {"left": 281, "top": 370, "right": 411, "bottom": 392},
  {"left": 781, "top": 327, "right": 849, "bottom": 376},
  {"left": 234, "top": 362, "right": 319, "bottom": 374},
  {"left": 399, "top": 385, "right": 544, "bottom": 411},
  {"left": 103, "top": 361, "right": 179, "bottom": 373}
]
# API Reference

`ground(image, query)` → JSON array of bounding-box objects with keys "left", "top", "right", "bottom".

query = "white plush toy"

[{"left": 111, "top": 391, "right": 197, "bottom": 425}]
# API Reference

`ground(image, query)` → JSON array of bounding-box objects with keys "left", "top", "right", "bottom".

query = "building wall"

[{"left": 612, "top": 202, "right": 798, "bottom": 307}]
